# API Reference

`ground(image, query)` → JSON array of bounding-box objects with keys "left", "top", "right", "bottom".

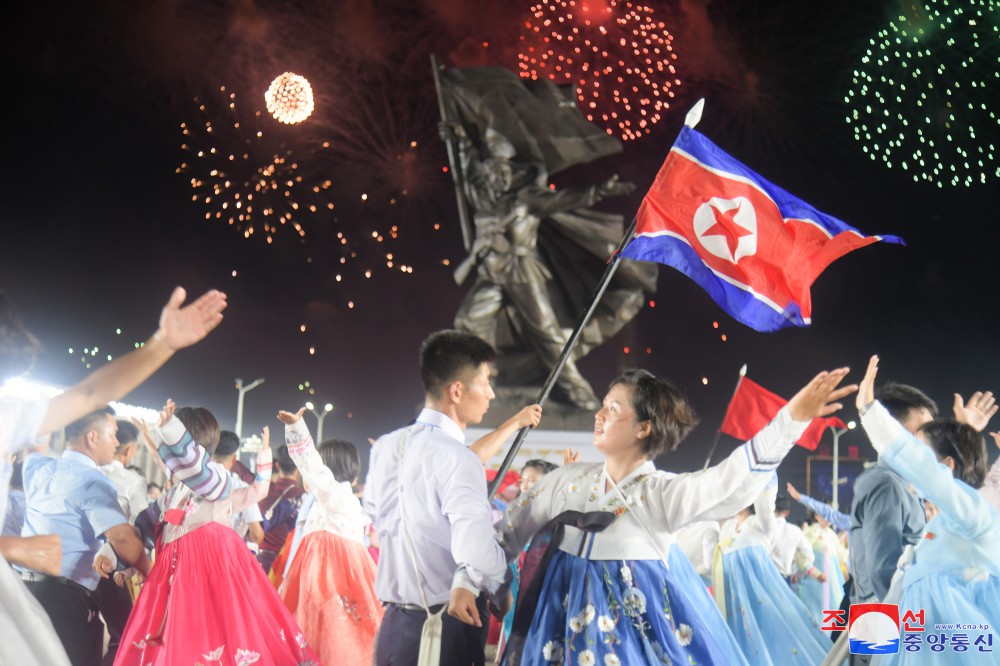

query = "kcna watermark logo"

[{"left": 821, "top": 603, "right": 995, "bottom": 655}]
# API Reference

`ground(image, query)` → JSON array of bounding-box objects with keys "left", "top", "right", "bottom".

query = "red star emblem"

[{"left": 702, "top": 201, "right": 754, "bottom": 259}]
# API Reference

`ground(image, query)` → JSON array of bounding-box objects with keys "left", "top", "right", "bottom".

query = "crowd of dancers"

[{"left": 1, "top": 286, "right": 998, "bottom": 666}]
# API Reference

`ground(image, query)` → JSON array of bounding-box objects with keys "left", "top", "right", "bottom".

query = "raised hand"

[
  {"left": 277, "top": 408, "right": 306, "bottom": 425},
  {"left": 953, "top": 391, "right": 998, "bottom": 432},
  {"left": 563, "top": 448, "right": 580, "bottom": 465},
  {"left": 855, "top": 355, "right": 880, "bottom": 411},
  {"left": 786, "top": 482, "right": 802, "bottom": 501},
  {"left": 787, "top": 368, "right": 858, "bottom": 422},
  {"left": 989, "top": 432, "right": 1000, "bottom": 452},
  {"left": 158, "top": 399, "right": 176, "bottom": 428},
  {"left": 157, "top": 287, "right": 227, "bottom": 352},
  {"left": 514, "top": 404, "right": 543, "bottom": 430}
]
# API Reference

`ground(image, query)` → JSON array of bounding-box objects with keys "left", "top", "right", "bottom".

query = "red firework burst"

[{"left": 517, "top": 0, "right": 681, "bottom": 141}]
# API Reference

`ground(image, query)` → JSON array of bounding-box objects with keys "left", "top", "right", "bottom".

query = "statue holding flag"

[{"left": 434, "top": 60, "right": 656, "bottom": 410}]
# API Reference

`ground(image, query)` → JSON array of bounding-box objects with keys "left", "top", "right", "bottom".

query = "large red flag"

[{"left": 720, "top": 377, "right": 845, "bottom": 450}]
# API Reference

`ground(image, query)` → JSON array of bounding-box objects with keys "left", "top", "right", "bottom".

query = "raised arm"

[
  {"left": 154, "top": 401, "right": 231, "bottom": 501},
  {"left": 644, "top": 369, "right": 857, "bottom": 531},
  {"left": 468, "top": 404, "right": 542, "bottom": 464},
  {"left": 858, "top": 356, "right": 997, "bottom": 537},
  {"left": 278, "top": 409, "right": 361, "bottom": 518},
  {"left": 788, "top": 482, "right": 852, "bottom": 532},
  {"left": 39, "top": 288, "right": 226, "bottom": 435}
]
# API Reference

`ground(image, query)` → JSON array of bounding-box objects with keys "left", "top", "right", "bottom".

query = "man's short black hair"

[
  {"left": 215, "top": 430, "right": 241, "bottom": 458},
  {"left": 419, "top": 330, "right": 495, "bottom": 398},
  {"left": 774, "top": 495, "right": 791, "bottom": 513},
  {"left": 275, "top": 444, "right": 297, "bottom": 475},
  {"left": 115, "top": 420, "right": 139, "bottom": 448},
  {"left": 65, "top": 407, "right": 116, "bottom": 442},
  {"left": 876, "top": 382, "right": 939, "bottom": 423}
]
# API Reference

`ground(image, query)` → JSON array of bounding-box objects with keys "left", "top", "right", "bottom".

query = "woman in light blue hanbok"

[
  {"left": 857, "top": 356, "right": 1000, "bottom": 665},
  {"left": 711, "top": 478, "right": 831, "bottom": 665},
  {"left": 492, "top": 367, "right": 856, "bottom": 666}
]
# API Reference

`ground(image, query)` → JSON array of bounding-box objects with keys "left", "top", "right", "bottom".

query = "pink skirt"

[
  {"left": 115, "top": 521, "right": 320, "bottom": 665},
  {"left": 281, "top": 531, "right": 383, "bottom": 666}
]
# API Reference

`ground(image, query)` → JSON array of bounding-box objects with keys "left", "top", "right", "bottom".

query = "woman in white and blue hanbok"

[
  {"left": 492, "top": 367, "right": 855, "bottom": 666},
  {"left": 793, "top": 515, "right": 847, "bottom": 620},
  {"left": 857, "top": 356, "right": 1000, "bottom": 665},
  {"left": 711, "top": 479, "right": 830, "bottom": 665}
]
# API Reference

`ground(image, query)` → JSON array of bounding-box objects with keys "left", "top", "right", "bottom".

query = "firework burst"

[
  {"left": 517, "top": 0, "right": 681, "bottom": 141},
  {"left": 845, "top": 0, "right": 1000, "bottom": 187},
  {"left": 177, "top": 85, "right": 335, "bottom": 244}
]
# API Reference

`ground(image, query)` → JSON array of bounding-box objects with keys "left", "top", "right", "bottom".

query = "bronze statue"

[{"left": 435, "top": 63, "right": 656, "bottom": 411}]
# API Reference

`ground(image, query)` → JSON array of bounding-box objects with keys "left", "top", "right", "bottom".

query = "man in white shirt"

[
  {"left": 365, "top": 330, "right": 510, "bottom": 666},
  {"left": 96, "top": 420, "right": 149, "bottom": 666}
]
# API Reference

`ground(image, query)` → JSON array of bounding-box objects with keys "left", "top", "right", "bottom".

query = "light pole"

[
  {"left": 829, "top": 420, "right": 856, "bottom": 510},
  {"left": 234, "top": 377, "right": 264, "bottom": 438},
  {"left": 305, "top": 401, "right": 334, "bottom": 442}
]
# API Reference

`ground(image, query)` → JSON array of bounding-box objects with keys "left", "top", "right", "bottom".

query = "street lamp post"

[
  {"left": 235, "top": 377, "right": 265, "bottom": 438},
  {"left": 305, "top": 401, "right": 334, "bottom": 442},
  {"left": 829, "top": 420, "right": 856, "bottom": 510}
]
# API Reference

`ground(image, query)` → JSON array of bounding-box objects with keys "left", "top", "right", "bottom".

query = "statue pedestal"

[{"left": 469, "top": 386, "right": 601, "bottom": 470}]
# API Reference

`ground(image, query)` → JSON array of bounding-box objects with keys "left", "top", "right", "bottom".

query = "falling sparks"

[
  {"left": 177, "top": 86, "right": 333, "bottom": 245},
  {"left": 518, "top": 0, "right": 682, "bottom": 141},
  {"left": 265, "top": 73, "right": 315, "bottom": 124},
  {"left": 845, "top": 0, "right": 1000, "bottom": 187}
]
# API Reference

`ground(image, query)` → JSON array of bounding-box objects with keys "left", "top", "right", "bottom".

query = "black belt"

[
  {"left": 20, "top": 571, "right": 93, "bottom": 596},
  {"left": 384, "top": 601, "right": 445, "bottom": 614}
]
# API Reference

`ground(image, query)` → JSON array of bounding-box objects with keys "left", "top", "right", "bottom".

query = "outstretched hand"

[
  {"left": 598, "top": 174, "right": 636, "bottom": 198},
  {"left": 856, "top": 355, "right": 879, "bottom": 411},
  {"left": 158, "top": 399, "right": 176, "bottom": 428},
  {"left": 953, "top": 391, "right": 998, "bottom": 433},
  {"left": 787, "top": 368, "right": 857, "bottom": 422},
  {"left": 277, "top": 408, "right": 307, "bottom": 425},
  {"left": 158, "top": 287, "right": 227, "bottom": 352},
  {"left": 988, "top": 432, "right": 1000, "bottom": 452},
  {"left": 786, "top": 482, "right": 801, "bottom": 501}
]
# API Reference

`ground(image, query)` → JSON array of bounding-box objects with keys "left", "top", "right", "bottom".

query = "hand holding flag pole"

[{"left": 487, "top": 214, "right": 638, "bottom": 499}]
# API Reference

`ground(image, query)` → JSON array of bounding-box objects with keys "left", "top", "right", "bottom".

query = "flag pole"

[
  {"left": 430, "top": 54, "right": 474, "bottom": 253},
  {"left": 487, "top": 215, "right": 638, "bottom": 499},
  {"left": 701, "top": 364, "right": 748, "bottom": 470}
]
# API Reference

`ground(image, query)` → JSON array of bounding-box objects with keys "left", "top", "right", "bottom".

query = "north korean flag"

[{"left": 621, "top": 114, "right": 903, "bottom": 332}]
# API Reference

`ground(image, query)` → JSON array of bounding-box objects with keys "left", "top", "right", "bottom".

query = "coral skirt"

[
  {"left": 115, "top": 521, "right": 320, "bottom": 665},
  {"left": 281, "top": 530, "right": 383, "bottom": 666}
]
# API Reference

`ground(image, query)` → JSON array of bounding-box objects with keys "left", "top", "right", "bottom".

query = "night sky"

[{"left": 2, "top": 0, "right": 997, "bottom": 504}]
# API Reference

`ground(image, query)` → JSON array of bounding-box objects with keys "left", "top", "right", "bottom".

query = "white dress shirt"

[
  {"left": 363, "top": 408, "right": 507, "bottom": 606},
  {"left": 770, "top": 516, "right": 815, "bottom": 577},
  {"left": 99, "top": 459, "right": 149, "bottom": 524}
]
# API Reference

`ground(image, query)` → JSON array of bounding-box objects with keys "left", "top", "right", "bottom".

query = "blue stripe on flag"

[
  {"left": 676, "top": 128, "right": 902, "bottom": 243},
  {"left": 621, "top": 234, "right": 807, "bottom": 331}
]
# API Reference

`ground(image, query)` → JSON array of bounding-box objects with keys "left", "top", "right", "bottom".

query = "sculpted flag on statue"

[{"left": 620, "top": 101, "right": 904, "bottom": 332}]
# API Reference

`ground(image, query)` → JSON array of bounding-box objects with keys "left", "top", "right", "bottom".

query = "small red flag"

[{"left": 720, "top": 377, "right": 844, "bottom": 450}]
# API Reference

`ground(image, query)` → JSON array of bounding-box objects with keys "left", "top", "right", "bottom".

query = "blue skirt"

[
  {"left": 513, "top": 544, "right": 749, "bottom": 665},
  {"left": 722, "top": 546, "right": 830, "bottom": 665},
  {"left": 876, "top": 572, "right": 1000, "bottom": 665}
]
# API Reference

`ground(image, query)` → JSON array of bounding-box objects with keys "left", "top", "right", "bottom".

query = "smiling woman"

[{"left": 491, "top": 366, "right": 856, "bottom": 666}]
